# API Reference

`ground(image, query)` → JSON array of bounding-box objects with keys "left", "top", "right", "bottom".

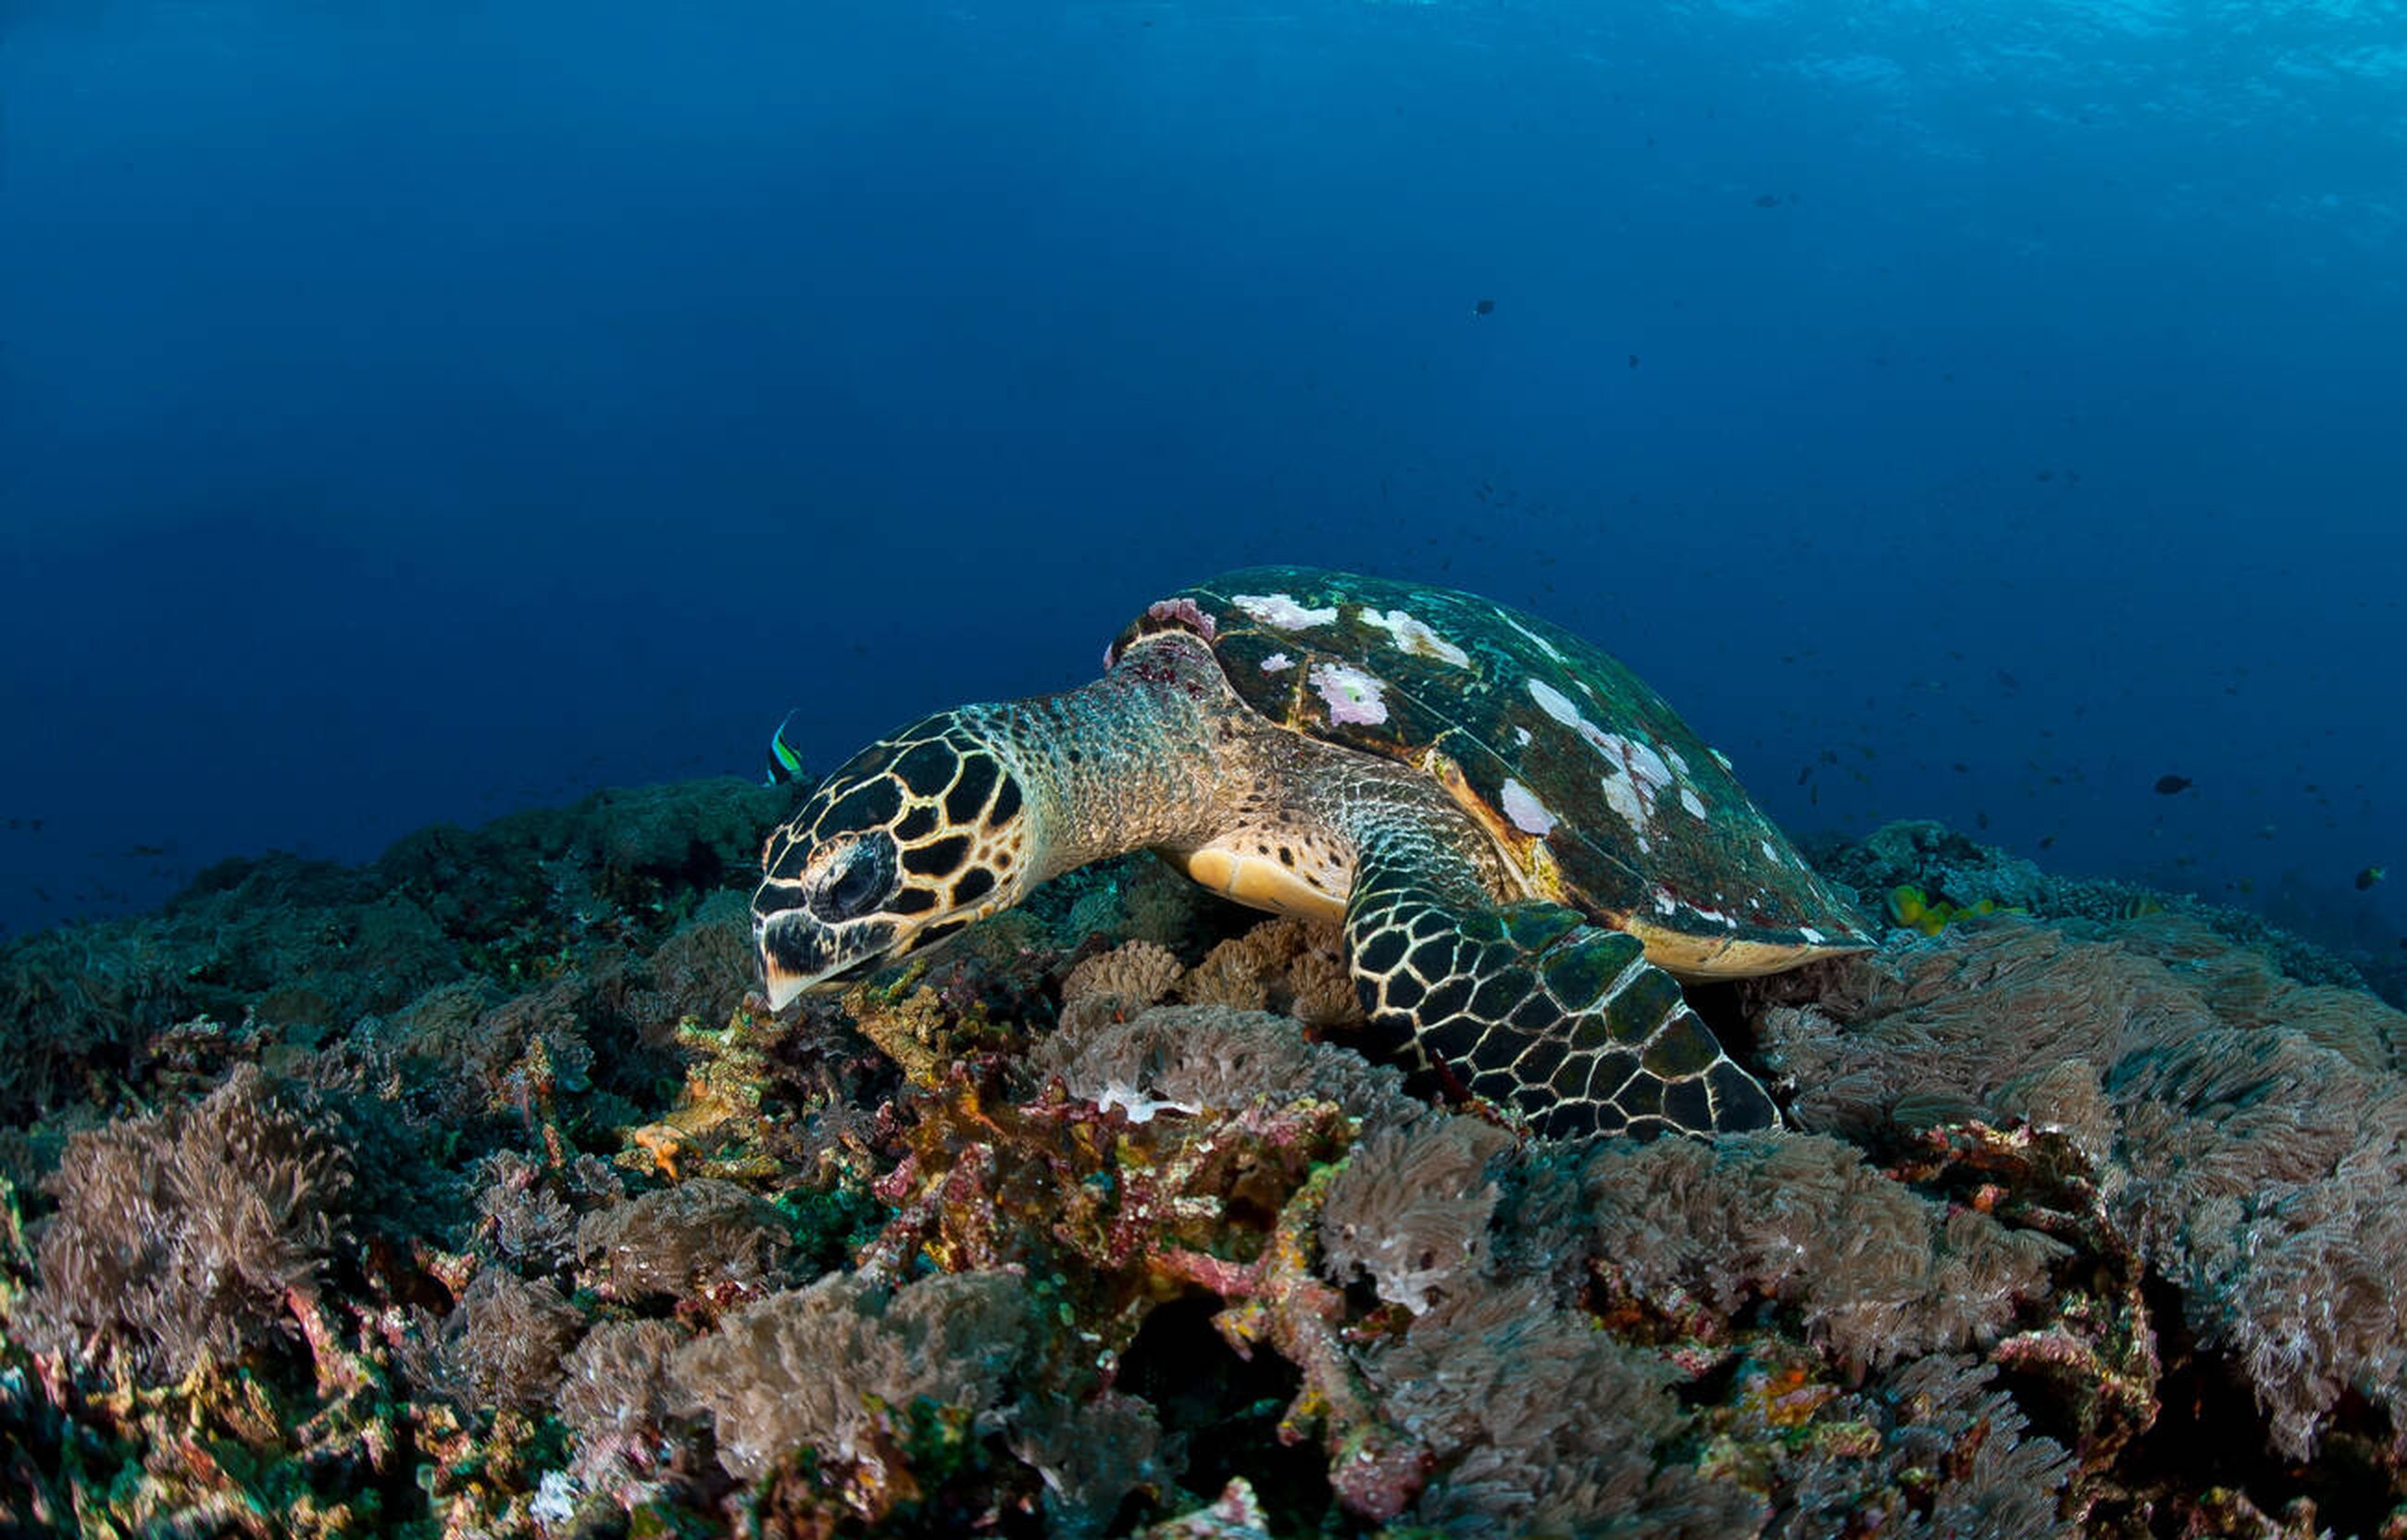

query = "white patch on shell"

[
  {"left": 1800, "top": 925, "right": 1827, "bottom": 945},
  {"left": 1358, "top": 606, "right": 1470, "bottom": 667},
  {"left": 1309, "top": 662, "right": 1390, "bottom": 726},
  {"left": 1664, "top": 746, "right": 1691, "bottom": 776},
  {"left": 1678, "top": 787, "right": 1708, "bottom": 820},
  {"left": 1500, "top": 778, "right": 1557, "bottom": 836},
  {"left": 1232, "top": 592, "right": 1338, "bottom": 629},
  {"left": 1652, "top": 888, "right": 1678, "bottom": 914},
  {"left": 1526, "top": 677, "right": 1583, "bottom": 727},
  {"left": 1499, "top": 612, "right": 1566, "bottom": 662},
  {"left": 1528, "top": 675, "right": 1685, "bottom": 833},
  {"left": 1759, "top": 838, "right": 1780, "bottom": 863},
  {"left": 1260, "top": 652, "right": 1294, "bottom": 673},
  {"left": 1513, "top": 726, "right": 1532, "bottom": 746},
  {"left": 1600, "top": 773, "right": 1651, "bottom": 830},
  {"left": 1710, "top": 747, "right": 1734, "bottom": 771}
]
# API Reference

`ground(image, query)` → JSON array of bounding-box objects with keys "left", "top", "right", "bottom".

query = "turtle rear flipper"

[{"left": 1344, "top": 838, "right": 1779, "bottom": 1139}]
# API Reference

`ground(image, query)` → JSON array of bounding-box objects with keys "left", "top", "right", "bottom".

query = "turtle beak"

[
  {"left": 762, "top": 961, "right": 809, "bottom": 1012},
  {"left": 754, "top": 906, "right": 900, "bottom": 1011}
]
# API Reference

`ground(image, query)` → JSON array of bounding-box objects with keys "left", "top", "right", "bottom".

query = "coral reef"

[
  {"left": 18, "top": 1062, "right": 355, "bottom": 1379},
  {"left": 2, "top": 794, "right": 2404, "bottom": 1538}
]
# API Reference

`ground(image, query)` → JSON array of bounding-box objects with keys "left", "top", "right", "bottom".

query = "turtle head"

[{"left": 752, "top": 715, "right": 1037, "bottom": 1008}]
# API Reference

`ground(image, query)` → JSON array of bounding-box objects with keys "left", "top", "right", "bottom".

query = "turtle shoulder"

[{"left": 1112, "top": 566, "right": 1874, "bottom": 976}]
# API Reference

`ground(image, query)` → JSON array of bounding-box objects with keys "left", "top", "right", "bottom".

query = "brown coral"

[
  {"left": 1574, "top": 1132, "right": 2064, "bottom": 1372},
  {"left": 1361, "top": 1278, "right": 1765, "bottom": 1536},
  {"left": 669, "top": 1269, "right": 1036, "bottom": 1481},
  {"left": 417, "top": 1266, "right": 587, "bottom": 1410},
  {"left": 1059, "top": 939, "right": 1185, "bottom": 1033},
  {"left": 1754, "top": 920, "right": 2407, "bottom": 1456},
  {"left": 575, "top": 1176, "right": 792, "bottom": 1305},
  {"left": 1172, "top": 915, "right": 1361, "bottom": 1028},
  {"left": 18, "top": 1064, "right": 354, "bottom": 1379},
  {"left": 1320, "top": 1117, "right": 1513, "bottom": 1312},
  {"left": 558, "top": 1318, "right": 701, "bottom": 1497},
  {"left": 1029, "top": 1003, "right": 1416, "bottom": 1126}
]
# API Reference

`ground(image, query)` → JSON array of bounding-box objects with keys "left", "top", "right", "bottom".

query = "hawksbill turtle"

[{"left": 753, "top": 567, "right": 1874, "bottom": 1137}]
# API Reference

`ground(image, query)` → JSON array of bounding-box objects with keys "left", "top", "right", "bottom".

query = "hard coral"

[
  {"left": 18, "top": 1063, "right": 354, "bottom": 1380},
  {"left": 1174, "top": 915, "right": 1362, "bottom": 1027},
  {"left": 1059, "top": 939, "right": 1185, "bottom": 1033}
]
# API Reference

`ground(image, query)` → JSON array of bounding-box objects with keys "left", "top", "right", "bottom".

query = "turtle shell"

[{"left": 1108, "top": 566, "right": 1875, "bottom": 976}]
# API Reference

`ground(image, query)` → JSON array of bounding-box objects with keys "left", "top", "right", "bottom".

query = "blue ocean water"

[{"left": 2, "top": 0, "right": 2400, "bottom": 978}]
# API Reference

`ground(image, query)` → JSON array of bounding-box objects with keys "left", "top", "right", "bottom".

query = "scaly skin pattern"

[
  {"left": 1337, "top": 795, "right": 1780, "bottom": 1136},
  {"left": 757, "top": 620, "right": 1786, "bottom": 1136}
]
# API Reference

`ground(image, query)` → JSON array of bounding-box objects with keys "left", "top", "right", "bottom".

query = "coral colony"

[{"left": 4, "top": 694, "right": 2407, "bottom": 1528}]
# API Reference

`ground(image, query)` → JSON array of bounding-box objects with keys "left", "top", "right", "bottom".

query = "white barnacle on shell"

[
  {"left": 1232, "top": 591, "right": 1339, "bottom": 629},
  {"left": 1260, "top": 651, "right": 1295, "bottom": 673},
  {"left": 1678, "top": 787, "right": 1709, "bottom": 819}
]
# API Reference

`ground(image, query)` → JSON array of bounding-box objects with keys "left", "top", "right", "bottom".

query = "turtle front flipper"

[{"left": 1343, "top": 847, "right": 1780, "bottom": 1139}]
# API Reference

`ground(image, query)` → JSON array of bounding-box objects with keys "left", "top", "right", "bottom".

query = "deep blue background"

[{"left": 3, "top": 0, "right": 2401, "bottom": 965}]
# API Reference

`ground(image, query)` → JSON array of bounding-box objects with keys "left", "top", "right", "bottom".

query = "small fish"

[
  {"left": 2153, "top": 775, "right": 2193, "bottom": 795},
  {"left": 1472, "top": 297, "right": 1495, "bottom": 317},
  {"left": 2359, "top": 866, "right": 2388, "bottom": 891},
  {"left": 764, "top": 711, "right": 807, "bottom": 787}
]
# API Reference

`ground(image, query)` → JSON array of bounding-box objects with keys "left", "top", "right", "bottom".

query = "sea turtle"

[{"left": 753, "top": 567, "right": 1875, "bottom": 1137}]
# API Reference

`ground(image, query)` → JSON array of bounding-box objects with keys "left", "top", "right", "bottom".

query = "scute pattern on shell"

[{"left": 1111, "top": 566, "right": 1870, "bottom": 958}]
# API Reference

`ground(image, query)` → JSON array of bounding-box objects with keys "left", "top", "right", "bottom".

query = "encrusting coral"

[{"left": 5, "top": 790, "right": 2407, "bottom": 1539}]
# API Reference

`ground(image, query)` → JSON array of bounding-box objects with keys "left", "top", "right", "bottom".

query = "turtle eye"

[{"left": 812, "top": 836, "right": 896, "bottom": 922}]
